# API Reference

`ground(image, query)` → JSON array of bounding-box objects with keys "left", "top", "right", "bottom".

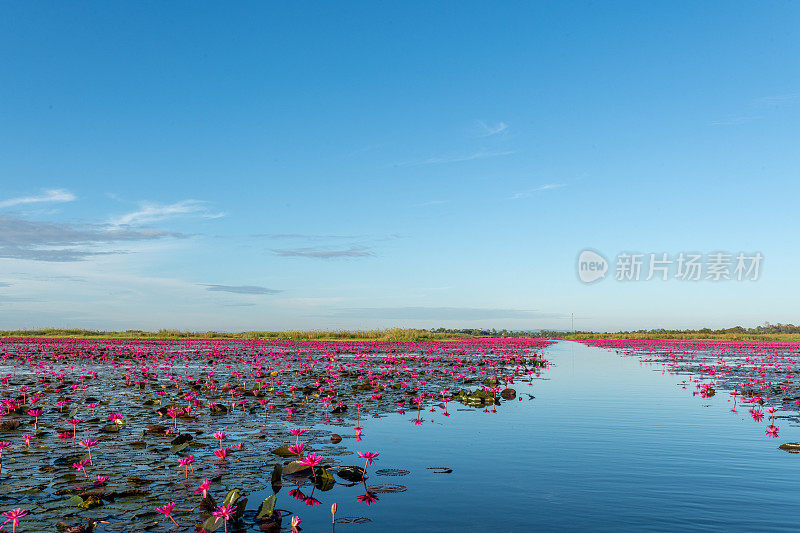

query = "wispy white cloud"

[
  {"left": 397, "top": 149, "right": 514, "bottom": 166},
  {"left": 347, "top": 144, "right": 384, "bottom": 157},
  {"left": 254, "top": 233, "right": 401, "bottom": 244},
  {"left": 111, "top": 200, "right": 224, "bottom": 226},
  {"left": 264, "top": 233, "right": 401, "bottom": 259},
  {"left": 476, "top": 120, "right": 509, "bottom": 137},
  {"left": 754, "top": 92, "right": 800, "bottom": 108},
  {"left": 709, "top": 116, "right": 761, "bottom": 126},
  {"left": 0, "top": 215, "right": 185, "bottom": 262},
  {"left": 329, "top": 307, "right": 566, "bottom": 320},
  {"left": 254, "top": 233, "right": 364, "bottom": 241},
  {"left": 412, "top": 200, "right": 449, "bottom": 208},
  {"left": 273, "top": 245, "right": 374, "bottom": 259},
  {"left": 0, "top": 189, "right": 76, "bottom": 209},
  {"left": 204, "top": 284, "right": 282, "bottom": 295},
  {"left": 509, "top": 183, "right": 566, "bottom": 200},
  {"left": 710, "top": 92, "right": 799, "bottom": 126}
]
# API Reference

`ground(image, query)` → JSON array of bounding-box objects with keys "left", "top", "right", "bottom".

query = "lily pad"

[
  {"left": 66, "top": 495, "right": 84, "bottom": 506},
  {"left": 255, "top": 492, "right": 277, "bottom": 519},
  {"left": 336, "top": 466, "right": 366, "bottom": 482},
  {"left": 168, "top": 442, "right": 190, "bottom": 454},
  {"left": 271, "top": 445, "right": 296, "bottom": 457},
  {"left": 314, "top": 467, "right": 336, "bottom": 491},
  {"left": 270, "top": 463, "right": 282, "bottom": 490},
  {"left": 281, "top": 461, "right": 310, "bottom": 475},
  {"left": 779, "top": 442, "right": 800, "bottom": 453}
]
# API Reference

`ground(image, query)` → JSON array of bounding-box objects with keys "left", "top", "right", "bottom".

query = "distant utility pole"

[{"left": 571, "top": 312, "right": 574, "bottom": 332}]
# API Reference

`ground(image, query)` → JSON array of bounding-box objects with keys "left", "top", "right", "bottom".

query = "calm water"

[{"left": 289, "top": 340, "right": 800, "bottom": 532}]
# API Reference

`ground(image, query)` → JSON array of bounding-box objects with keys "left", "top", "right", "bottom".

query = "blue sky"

[{"left": 1, "top": 1, "right": 798, "bottom": 332}]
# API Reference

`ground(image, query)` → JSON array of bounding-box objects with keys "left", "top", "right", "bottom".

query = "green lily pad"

[
  {"left": 336, "top": 466, "right": 366, "bottom": 482},
  {"left": 282, "top": 461, "right": 309, "bottom": 475},
  {"left": 168, "top": 442, "right": 189, "bottom": 454},
  {"left": 255, "top": 493, "right": 277, "bottom": 519},
  {"left": 315, "top": 467, "right": 336, "bottom": 491},
  {"left": 222, "top": 487, "right": 241, "bottom": 508},
  {"left": 271, "top": 445, "right": 295, "bottom": 457},
  {"left": 271, "top": 463, "right": 282, "bottom": 490}
]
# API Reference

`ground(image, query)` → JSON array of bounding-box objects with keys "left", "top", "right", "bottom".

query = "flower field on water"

[
  {"left": 580, "top": 339, "right": 800, "bottom": 442},
  {"left": 0, "top": 337, "right": 551, "bottom": 532}
]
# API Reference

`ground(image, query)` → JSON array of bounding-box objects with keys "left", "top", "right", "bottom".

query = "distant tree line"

[
  {"left": 579, "top": 322, "right": 800, "bottom": 336},
  {"left": 1, "top": 323, "right": 798, "bottom": 340},
  {"left": 432, "top": 323, "right": 800, "bottom": 339}
]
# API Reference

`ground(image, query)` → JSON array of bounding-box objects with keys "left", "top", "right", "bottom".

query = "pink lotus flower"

[
  {"left": 2, "top": 507, "right": 28, "bottom": 533},
  {"left": 213, "top": 504, "right": 237, "bottom": 533},
  {"left": 79, "top": 438, "right": 98, "bottom": 465},
  {"left": 357, "top": 451, "right": 379, "bottom": 465},
  {"left": 357, "top": 451, "right": 379, "bottom": 479},
  {"left": 157, "top": 501, "right": 180, "bottom": 527},
  {"left": 300, "top": 452, "right": 323, "bottom": 469},
  {"left": 194, "top": 478, "right": 211, "bottom": 498},
  {"left": 288, "top": 442, "right": 306, "bottom": 457},
  {"left": 166, "top": 407, "right": 183, "bottom": 429},
  {"left": 72, "top": 458, "right": 90, "bottom": 477},
  {"left": 290, "top": 428, "right": 307, "bottom": 443},
  {"left": 214, "top": 448, "right": 229, "bottom": 461},
  {"left": 67, "top": 418, "right": 82, "bottom": 438},
  {"left": 178, "top": 454, "right": 196, "bottom": 478},
  {"left": 27, "top": 408, "right": 43, "bottom": 430},
  {"left": 213, "top": 430, "right": 227, "bottom": 449},
  {"left": 300, "top": 452, "right": 324, "bottom": 482}
]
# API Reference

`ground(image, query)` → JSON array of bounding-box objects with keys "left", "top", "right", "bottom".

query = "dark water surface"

[{"left": 292, "top": 340, "right": 800, "bottom": 532}]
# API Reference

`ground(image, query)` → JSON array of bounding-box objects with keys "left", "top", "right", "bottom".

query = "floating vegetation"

[
  {"left": 366, "top": 484, "right": 407, "bottom": 493},
  {"left": 0, "top": 337, "right": 551, "bottom": 531},
  {"left": 335, "top": 516, "right": 373, "bottom": 523},
  {"left": 582, "top": 339, "right": 800, "bottom": 443},
  {"left": 374, "top": 469, "right": 409, "bottom": 477}
]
